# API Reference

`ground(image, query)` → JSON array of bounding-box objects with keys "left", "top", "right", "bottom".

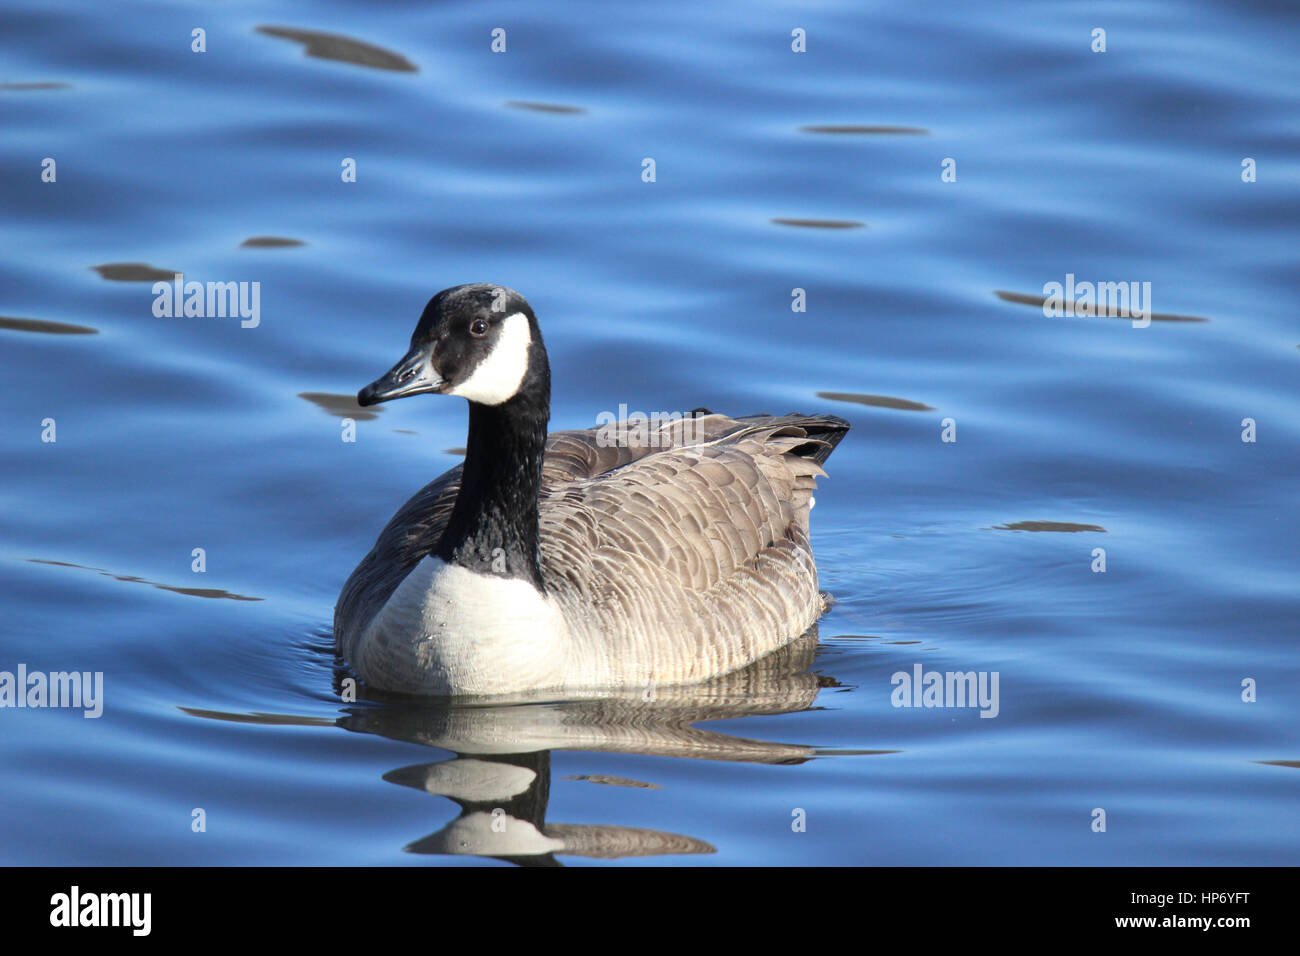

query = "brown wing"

[{"left": 535, "top": 414, "right": 848, "bottom": 685}]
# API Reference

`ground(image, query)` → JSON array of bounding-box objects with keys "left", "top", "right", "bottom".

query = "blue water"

[{"left": 2, "top": 0, "right": 1297, "bottom": 865}]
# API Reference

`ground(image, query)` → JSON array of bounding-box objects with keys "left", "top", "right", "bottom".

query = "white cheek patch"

[{"left": 448, "top": 312, "right": 532, "bottom": 405}]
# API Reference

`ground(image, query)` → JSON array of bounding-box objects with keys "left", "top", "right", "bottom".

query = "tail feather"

[{"left": 734, "top": 412, "right": 851, "bottom": 466}]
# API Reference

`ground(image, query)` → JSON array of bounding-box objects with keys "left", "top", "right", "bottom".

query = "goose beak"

[{"left": 358, "top": 345, "right": 446, "bottom": 406}]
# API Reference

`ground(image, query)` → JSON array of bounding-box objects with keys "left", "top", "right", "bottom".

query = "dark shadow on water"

[
  {"left": 298, "top": 391, "right": 381, "bottom": 421},
  {"left": 1, "top": 81, "right": 71, "bottom": 91},
  {"left": 994, "top": 290, "right": 1211, "bottom": 323},
  {"left": 256, "top": 25, "right": 418, "bottom": 72},
  {"left": 817, "top": 391, "right": 934, "bottom": 411},
  {"left": 772, "top": 218, "right": 865, "bottom": 229},
  {"left": 240, "top": 236, "right": 305, "bottom": 248},
  {"left": 991, "top": 521, "right": 1107, "bottom": 533},
  {"left": 801, "top": 124, "right": 929, "bottom": 135},
  {"left": 0, "top": 316, "right": 98, "bottom": 335},
  {"left": 90, "top": 263, "right": 179, "bottom": 282},
  {"left": 26, "top": 558, "right": 263, "bottom": 601},
  {"left": 506, "top": 101, "right": 586, "bottom": 114}
]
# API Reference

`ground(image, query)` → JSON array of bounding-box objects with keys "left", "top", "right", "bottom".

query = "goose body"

[{"left": 334, "top": 284, "right": 849, "bottom": 696}]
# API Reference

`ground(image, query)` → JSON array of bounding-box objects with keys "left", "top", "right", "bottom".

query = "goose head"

[{"left": 358, "top": 283, "right": 548, "bottom": 408}]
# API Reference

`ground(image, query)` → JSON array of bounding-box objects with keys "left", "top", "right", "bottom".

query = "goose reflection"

[
  {"left": 186, "top": 628, "right": 888, "bottom": 864},
  {"left": 382, "top": 753, "right": 718, "bottom": 865}
]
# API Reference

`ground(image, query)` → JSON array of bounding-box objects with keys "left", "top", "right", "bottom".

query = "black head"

[{"left": 358, "top": 284, "right": 548, "bottom": 408}]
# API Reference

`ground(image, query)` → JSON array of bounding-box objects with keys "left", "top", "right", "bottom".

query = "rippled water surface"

[{"left": 2, "top": 0, "right": 1297, "bottom": 865}]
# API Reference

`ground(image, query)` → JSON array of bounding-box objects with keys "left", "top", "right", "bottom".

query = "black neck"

[{"left": 435, "top": 389, "right": 549, "bottom": 589}]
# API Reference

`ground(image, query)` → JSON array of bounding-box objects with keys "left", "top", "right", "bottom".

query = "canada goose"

[{"left": 334, "top": 284, "right": 849, "bottom": 696}]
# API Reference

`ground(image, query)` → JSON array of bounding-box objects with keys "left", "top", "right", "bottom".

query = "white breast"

[{"left": 356, "top": 556, "right": 568, "bottom": 695}]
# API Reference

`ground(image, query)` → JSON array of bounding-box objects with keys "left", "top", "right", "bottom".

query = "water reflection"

[
  {"left": 991, "top": 521, "right": 1107, "bottom": 533},
  {"left": 185, "top": 630, "right": 894, "bottom": 863},
  {"left": 800, "top": 125, "right": 929, "bottom": 135},
  {"left": 386, "top": 754, "right": 714, "bottom": 863},
  {"left": 90, "top": 263, "right": 178, "bottom": 282},
  {"left": 818, "top": 391, "right": 934, "bottom": 411},
  {"left": 240, "top": 236, "right": 305, "bottom": 248},
  {"left": 505, "top": 101, "right": 586, "bottom": 114},
  {"left": 0, "top": 81, "right": 71, "bottom": 91},
  {"left": 27, "top": 559, "right": 262, "bottom": 601},
  {"left": 0, "top": 315, "right": 97, "bottom": 335},
  {"left": 298, "top": 391, "right": 382, "bottom": 421},
  {"left": 771, "top": 218, "right": 864, "bottom": 229},
  {"left": 256, "top": 25, "right": 418, "bottom": 72},
  {"left": 994, "top": 290, "right": 1211, "bottom": 323},
  {"left": 564, "top": 774, "right": 661, "bottom": 789}
]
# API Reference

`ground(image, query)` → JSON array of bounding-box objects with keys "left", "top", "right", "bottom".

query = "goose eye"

[{"left": 470, "top": 318, "right": 489, "bottom": 337}]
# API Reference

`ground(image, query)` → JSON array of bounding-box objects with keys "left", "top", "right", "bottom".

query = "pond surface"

[{"left": 1, "top": 0, "right": 1297, "bottom": 864}]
